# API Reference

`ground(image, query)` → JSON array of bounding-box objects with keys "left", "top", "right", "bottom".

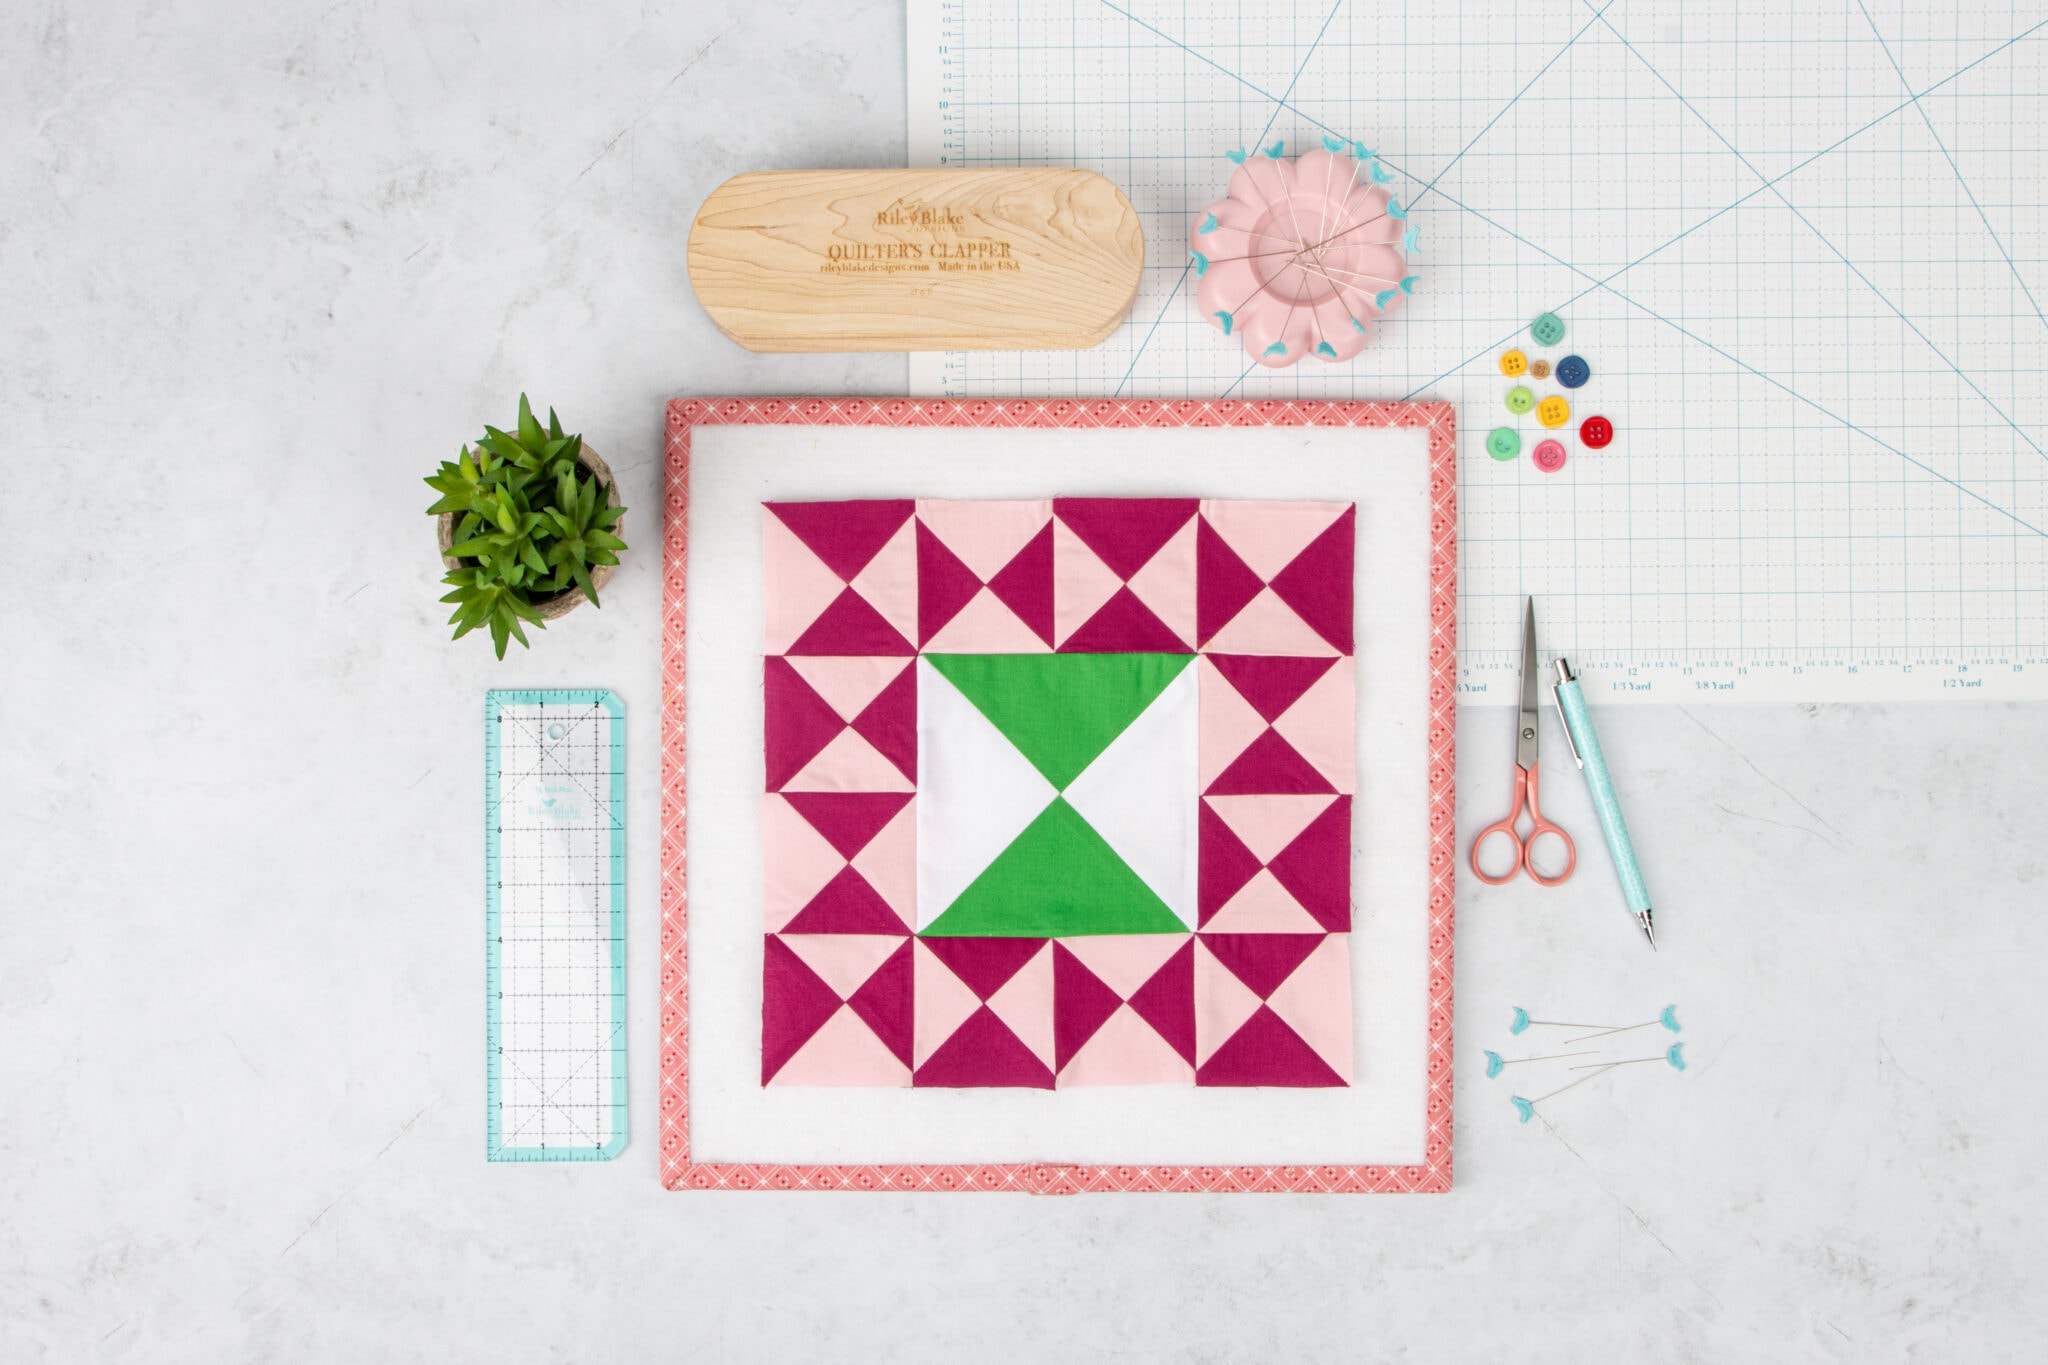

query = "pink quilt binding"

[{"left": 660, "top": 396, "right": 1456, "bottom": 1193}]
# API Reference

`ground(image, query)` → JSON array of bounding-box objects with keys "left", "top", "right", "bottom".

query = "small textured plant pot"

[{"left": 436, "top": 443, "right": 622, "bottom": 622}]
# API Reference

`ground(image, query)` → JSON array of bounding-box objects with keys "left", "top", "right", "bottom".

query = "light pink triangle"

[
  {"left": 782, "top": 729, "right": 917, "bottom": 793},
  {"left": 763, "top": 511, "right": 851, "bottom": 654},
  {"left": 1053, "top": 517, "right": 1123, "bottom": 646},
  {"left": 778, "top": 933, "right": 904, "bottom": 999},
  {"left": 1194, "top": 938, "right": 1264, "bottom": 1066},
  {"left": 985, "top": 942, "right": 1055, "bottom": 1067},
  {"left": 913, "top": 940, "right": 982, "bottom": 1067},
  {"left": 784, "top": 656, "right": 905, "bottom": 723},
  {"left": 1198, "top": 499, "right": 1348, "bottom": 581},
  {"left": 1272, "top": 656, "right": 1356, "bottom": 795},
  {"left": 920, "top": 586, "right": 1048, "bottom": 653},
  {"left": 1057, "top": 1004, "right": 1197, "bottom": 1087},
  {"left": 1266, "top": 933, "right": 1354, "bottom": 1082},
  {"left": 1124, "top": 516, "right": 1197, "bottom": 649},
  {"left": 1203, "top": 868, "right": 1327, "bottom": 932},
  {"left": 1057, "top": 934, "right": 1189, "bottom": 1000},
  {"left": 1199, "top": 657, "right": 1268, "bottom": 790},
  {"left": 849, "top": 798, "right": 916, "bottom": 919},
  {"left": 848, "top": 517, "right": 918, "bottom": 647},
  {"left": 1202, "top": 586, "right": 1340, "bottom": 657},
  {"left": 762, "top": 794, "right": 846, "bottom": 931},
  {"left": 916, "top": 499, "right": 1052, "bottom": 581},
  {"left": 1204, "top": 794, "right": 1336, "bottom": 863},
  {"left": 768, "top": 1005, "right": 912, "bottom": 1087}
]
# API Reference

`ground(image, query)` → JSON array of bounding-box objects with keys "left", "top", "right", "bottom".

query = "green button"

[
  {"left": 1505, "top": 385, "right": 1535, "bottom": 415},
  {"left": 1487, "top": 427, "right": 1521, "bottom": 461},
  {"left": 1530, "top": 312, "right": 1565, "bottom": 346}
]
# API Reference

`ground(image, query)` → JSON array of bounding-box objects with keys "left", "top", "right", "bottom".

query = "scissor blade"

[{"left": 1516, "top": 596, "right": 1539, "bottom": 769}]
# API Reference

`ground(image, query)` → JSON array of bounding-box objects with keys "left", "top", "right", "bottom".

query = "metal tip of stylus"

[{"left": 1641, "top": 917, "right": 1657, "bottom": 950}]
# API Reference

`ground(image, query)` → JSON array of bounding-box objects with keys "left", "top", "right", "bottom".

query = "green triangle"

[
  {"left": 924, "top": 653, "right": 1192, "bottom": 790},
  {"left": 920, "top": 798, "right": 1186, "bottom": 937}
]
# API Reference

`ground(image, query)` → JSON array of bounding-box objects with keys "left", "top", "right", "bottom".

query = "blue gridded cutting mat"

[
  {"left": 485, "top": 689, "right": 626, "bottom": 1161},
  {"left": 907, "top": 0, "right": 2048, "bottom": 703}
]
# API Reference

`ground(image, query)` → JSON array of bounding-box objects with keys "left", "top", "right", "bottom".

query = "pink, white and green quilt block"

[{"left": 761, "top": 496, "right": 1357, "bottom": 1090}]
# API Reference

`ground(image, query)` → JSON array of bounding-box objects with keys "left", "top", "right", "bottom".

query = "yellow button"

[
  {"left": 1499, "top": 349, "right": 1528, "bottom": 377},
  {"left": 1537, "top": 395, "right": 1571, "bottom": 429}
]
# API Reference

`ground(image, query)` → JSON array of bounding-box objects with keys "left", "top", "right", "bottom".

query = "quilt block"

[{"left": 761, "top": 497, "right": 1356, "bottom": 1090}]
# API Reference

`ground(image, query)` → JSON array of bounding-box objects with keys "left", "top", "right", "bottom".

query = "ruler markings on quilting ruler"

[{"left": 485, "top": 688, "right": 626, "bottom": 1162}]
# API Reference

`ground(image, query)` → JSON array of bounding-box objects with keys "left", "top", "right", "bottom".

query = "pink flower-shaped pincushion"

[{"left": 1191, "top": 142, "right": 1414, "bottom": 368}]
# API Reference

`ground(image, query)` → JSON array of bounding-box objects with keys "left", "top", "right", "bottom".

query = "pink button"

[{"left": 1532, "top": 439, "right": 1567, "bottom": 473}]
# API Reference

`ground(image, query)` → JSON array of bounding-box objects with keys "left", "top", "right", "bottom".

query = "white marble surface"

[{"left": 4, "top": 3, "right": 2045, "bottom": 1360}]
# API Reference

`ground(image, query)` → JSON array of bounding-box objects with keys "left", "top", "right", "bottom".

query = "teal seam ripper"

[{"left": 1551, "top": 660, "right": 1657, "bottom": 949}]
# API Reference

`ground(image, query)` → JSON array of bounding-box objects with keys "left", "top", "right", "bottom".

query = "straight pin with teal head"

[{"left": 1485, "top": 1049, "right": 1598, "bottom": 1078}]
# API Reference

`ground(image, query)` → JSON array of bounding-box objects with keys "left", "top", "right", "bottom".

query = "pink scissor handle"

[
  {"left": 1468, "top": 766, "right": 1577, "bottom": 887},
  {"left": 1519, "top": 763, "right": 1576, "bottom": 888},
  {"left": 1469, "top": 767, "right": 1530, "bottom": 886}
]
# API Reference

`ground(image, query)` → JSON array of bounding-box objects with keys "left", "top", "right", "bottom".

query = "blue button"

[{"left": 1556, "top": 354, "right": 1590, "bottom": 388}]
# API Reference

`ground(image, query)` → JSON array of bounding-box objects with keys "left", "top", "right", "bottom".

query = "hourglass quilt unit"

[{"left": 760, "top": 495, "right": 1357, "bottom": 1090}]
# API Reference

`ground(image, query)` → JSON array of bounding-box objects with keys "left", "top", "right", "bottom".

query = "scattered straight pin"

[
  {"left": 1570, "top": 1043, "right": 1686, "bottom": 1073},
  {"left": 1510, "top": 1065, "right": 1620, "bottom": 1123},
  {"left": 1563, "top": 1005, "right": 1682, "bottom": 1046},
  {"left": 1485, "top": 1049, "right": 1598, "bottom": 1078},
  {"left": 1510, "top": 1007, "right": 1622, "bottom": 1035}
]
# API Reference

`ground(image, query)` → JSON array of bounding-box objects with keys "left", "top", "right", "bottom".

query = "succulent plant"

[{"left": 425, "top": 395, "right": 627, "bottom": 658}]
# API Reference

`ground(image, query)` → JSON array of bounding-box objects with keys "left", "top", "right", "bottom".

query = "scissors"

[{"left": 1470, "top": 596, "right": 1577, "bottom": 887}]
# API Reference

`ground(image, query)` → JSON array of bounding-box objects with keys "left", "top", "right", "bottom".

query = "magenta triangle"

[
  {"left": 786, "top": 587, "right": 915, "bottom": 657},
  {"left": 913, "top": 1006, "right": 1056, "bottom": 1088},
  {"left": 847, "top": 939, "right": 914, "bottom": 1066},
  {"left": 1205, "top": 729, "right": 1337, "bottom": 796},
  {"left": 1196, "top": 516, "right": 1266, "bottom": 645},
  {"left": 781, "top": 791, "right": 913, "bottom": 859},
  {"left": 761, "top": 934, "right": 845, "bottom": 1082},
  {"left": 1199, "top": 800, "right": 1264, "bottom": 925},
  {"left": 1052, "top": 942, "right": 1124, "bottom": 1070},
  {"left": 1267, "top": 795, "right": 1352, "bottom": 931},
  {"left": 763, "top": 657, "right": 846, "bottom": 791},
  {"left": 916, "top": 518, "right": 984, "bottom": 645},
  {"left": 1059, "top": 587, "right": 1191, "bottom": 654},
  {"left": 781, "top": 867, "right": 909, "bottom": 934},
  {"left": 1198, "top": 932, "right": 1323, "bottom": 999},
  {"left": 850, "top": 663, "right": 917, "bottom": 782},
  {"left": 1207, "top": 653, "right": 1338, "bottom": 723},
  {"left": 1053, "top": 498, "right": 1198, "bottom": 579},
  {"left": 766, "top": 500, "right": 914, "bottom": 581},
  {"left": 1126, "top": 938, "right": 1196, "bottom": 1064},
  {"left": 1196, "top": 1004, "right": 1346, "bottom": 1087},
  {"left": 1268, "top": 505, "right": 1355, "bottom": 654},
  {"left": 986, "top": 521, "right": 1055, "bottom": 646},
  {"left": 918, "top": 936, "right": 1046, "bottom": 1000}
]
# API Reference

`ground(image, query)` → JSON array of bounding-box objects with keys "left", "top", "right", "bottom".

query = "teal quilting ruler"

[{"left": 485, "top": 689, "right": 626, "bottom": 1161}]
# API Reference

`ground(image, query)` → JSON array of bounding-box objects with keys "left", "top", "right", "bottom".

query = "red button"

[{"left": 1580, "top": 415, "right": 1613, "bottom": 448}]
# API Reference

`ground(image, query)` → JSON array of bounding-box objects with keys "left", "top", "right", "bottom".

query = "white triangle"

[
  {"left": 1064, "top": 664, "right": 1199, "bottom": 928},
  {"left": 785, "top": 656, "right": 905, "bottom": 723},
  {"left": 1202, "top": 586, "right": 1339, "bottom": 657},
  {"left": 1203, "top": 868, "right": 1325, "bottom": 932},
  {"left": 914, "top": 658, "right": 1057, "bottom": 928},
  {"left": 920, "top": 587, "right": 1046, "bottom": 653},
  {"left": 1057, "top": 1004, "right": 1195, "bottom": 1087},
  {"left": 1052, "top": 517, "right": 1122, "bottom": 647}
]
